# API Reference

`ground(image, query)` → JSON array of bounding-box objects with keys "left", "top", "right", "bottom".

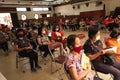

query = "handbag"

[{"left": 101, "top": 54, "right": 114, "bottom": 65}]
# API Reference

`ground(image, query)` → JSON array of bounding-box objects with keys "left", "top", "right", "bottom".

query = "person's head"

[
  {"left": 110, "top": 30, "right": 120, "bottom": 39},
  {"left": 16, "top": 28, "right": 25, "bottom": 40},
  {"left": 105, "top": 16, "right": 109, "bottom": 20},
  {"left": 52, "top": 24, "right": 60, "bottom": 32},
  {"left": 67, "top": 34, "right": 82, "bottom": 53},
  {"left": 32, "top": 26, "right": 38, "bottom": 33},
  {"left": 88, "top": 27, "right": 100, "bottom": 41},
  {"left": 38, "top": 26, "right": 47, "bottom": 36}
]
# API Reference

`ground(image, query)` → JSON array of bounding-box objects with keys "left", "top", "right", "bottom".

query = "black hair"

[
  {"left": 88, "top": 27, "right": 99, "bottom": 39},
  {"left": 67, "top": 34, "right": 77, "bottom": 51},
  {"left": 15, "top": 28, "right": 25, "bottom": 38},
  {"left": 110, "top": 30, "right": 120, "bottom": 38},
  {"left": 32, "top": 26, "right": 37, "bottom": 30},
  {"left": 52, "top": 24, "right": 60, "bottom": 32},
  {"left": 107, "top": 23, "right": 118, "bottom": 31},
  {"left": 38, "top": 26, "right": 45, "bottom": 37}
]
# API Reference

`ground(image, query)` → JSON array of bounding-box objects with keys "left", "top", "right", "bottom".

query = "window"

[
  {"left": 16, "top": 8, "right": 27, "bottom": 11},
  {"left": 44, "top": 0, "right": 54, "bottom": 1},
  {"left": 33, "top": 8, "right": 49, "bottom": 11},
  {"left": 33, "top": 8, "right": 43, "bottom": 11},
  {"left": 43, "top": 8, "right": 49, "bottom": 11}
]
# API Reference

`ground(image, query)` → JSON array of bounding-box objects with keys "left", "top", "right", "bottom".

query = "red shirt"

[
  {"left": 51, "top": 30, "right": 64, "bottom": 42},
  {"left": 59, "top": 21, "right": 64, "bottom": 26}
]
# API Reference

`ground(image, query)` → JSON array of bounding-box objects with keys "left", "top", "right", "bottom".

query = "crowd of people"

[{"left": 0, "top": 15, "right": 120, "bottom": 80}]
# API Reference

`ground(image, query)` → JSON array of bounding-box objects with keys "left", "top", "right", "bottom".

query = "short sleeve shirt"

[
  {"left": 37, "top": 35, "right": 49, "bottom": 44},
  {"left": 14, "top": 38, "right": 30, "bottom": 49},
  {"left": 83, "top": 39, "right": 103, "bottom": 61},
  {"left": 65, "top": 51, "right": 93, "bottom": 80}
]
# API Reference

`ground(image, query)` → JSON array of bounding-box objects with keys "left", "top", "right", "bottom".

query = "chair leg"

[
  {"left": 54, "top": 62, "right": 63, "bottom": 80},
  {"left": 16, "top": 55, "right": 18, "bottom": 69},
  {"left": 108, "top": 74, "right": 113, "bottom": 80},
  {"left": 38, "top": 50, "right": 46, "bottom": 65},
  {"left": 95, "top": 71, "right": 99, "bottom": 78},
  {"left": 51, "top": 60, "right": 64, "bottom": 80}
]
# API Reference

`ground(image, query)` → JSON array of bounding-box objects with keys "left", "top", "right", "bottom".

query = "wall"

[
  {"left": 55, "top": 2, "right": 104, "bottom": 16},
  {"left": 103, "top": 0, "right": 120, "bottom": 16},
  {"left": 17, "top": 6, "right": 54, "bottom": 20}
]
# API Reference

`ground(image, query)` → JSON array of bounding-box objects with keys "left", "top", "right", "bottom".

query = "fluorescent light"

[
  {"left": 47, "top": 14, "right": 50, "bottom": 17},
  {"left": 16, "top": 8, "right": 27, "bottom": 11},
  {"left": 33, "top": 8, "right": 48, "bottom": 11},
  {"left": 33, "top": 8, "right": 43, "bottom": 11},
  {"left": 43, "top": 8, "right": 48, "bottom": 11},
  {"left": 44, "top": 0, "right": 55, "bottom": 2}
]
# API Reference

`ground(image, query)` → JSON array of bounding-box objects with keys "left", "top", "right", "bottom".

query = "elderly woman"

[
  {"left": 65, "top": 34, "right": 93, "bottom": 80},
  {"left": 83, "top": 27, "right": 120, "bottom": 80}
]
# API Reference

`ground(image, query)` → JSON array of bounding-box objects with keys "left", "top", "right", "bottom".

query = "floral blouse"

[{"left": 65, "top": 51, "right": 93, "bottom": 80}]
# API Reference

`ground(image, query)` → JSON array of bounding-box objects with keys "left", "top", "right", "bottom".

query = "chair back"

[{"left": 64, "top": 63, "right": 72, "bottom": 80}]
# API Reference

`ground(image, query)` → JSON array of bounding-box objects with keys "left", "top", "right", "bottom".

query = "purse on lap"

[{"left": 101, "top": 54, "right": 114, "bottom": 65}]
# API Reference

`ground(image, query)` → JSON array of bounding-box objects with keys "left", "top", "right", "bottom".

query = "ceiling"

[{"left": 0, "top": 0, "right": 91, "bottom": 6}]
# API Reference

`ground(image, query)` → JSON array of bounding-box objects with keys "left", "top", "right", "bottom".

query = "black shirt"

[
  {"left": 14, "top": 38, "right": 30, "bottom": 49},
  {"left": 83, "top": 39, "right": 103, "bottom": 61}
]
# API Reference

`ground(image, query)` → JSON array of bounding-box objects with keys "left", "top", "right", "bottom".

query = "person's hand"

[
  {"left": 101, "top": 50, "right": 106, "bottom": 55},
  {"left": 56, "top": 32, "right": 61, "bottom": 36},
  {"left": 25, "top": 47, "right": 31, "bottom": 50},
  {"left": 43, "top": 43, "right": 48, "bottom": 45},
  {"left": 86, "top": 63, "right": 91, "bottom": 72},
  {"left": 57, "top": 36, "right": 62, "bottom": 41}
]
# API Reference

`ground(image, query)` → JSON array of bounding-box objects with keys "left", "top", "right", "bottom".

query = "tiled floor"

[{"left": 0, "top": 29, "right": 113, "bottom": 80}]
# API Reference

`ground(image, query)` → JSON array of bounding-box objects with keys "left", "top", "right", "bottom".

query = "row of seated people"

[
  {"left": 0, "top": 29, "right": 9, "bottom": 55},
  {"left": 28, "top": 23, "right": 68, "bottom": 57},
  {"left": 13, "top": 23, "right": 66, "bottom": 72},
  {"left": 14, "top": 23, "right": 120, "bottom": 79},
  {"left": 64, "top": 27, "right": 120, "bottom": 80},
  {"left": 13, "top": 22, "right": 86, "bottom": 73}
]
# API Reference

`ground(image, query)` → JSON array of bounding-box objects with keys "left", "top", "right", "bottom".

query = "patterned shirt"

[
  {"left": 65, "top": 51, "right": 93, "bottom": 80},
  {"left": 38, "top": 35, "right": 49, "bottom": 45}
]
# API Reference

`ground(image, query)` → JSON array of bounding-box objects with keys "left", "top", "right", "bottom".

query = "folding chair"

[
  {"left": 16, "top": 52, "right": 29, "bottom": 73},
  {"left": 91, "top": 62, "right": 113, "bottom": 80},
  {"left": 77, "top": 33, "right": 86, "bottom": 39},
  {"left": 37, "top": 49, "right": 48, "bottom": 65},
  {"left": 48, "top": 42, "right": 66, "bottom": 80},
  {"left": 64, "top": 63, "right": 71, "bottom": 80}
]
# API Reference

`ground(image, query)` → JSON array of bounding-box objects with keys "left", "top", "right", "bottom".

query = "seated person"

[
  {"left": 0, "top": 29, "right": 8, "bottom": 55},
  {"left": 106, "top": 30, "right": 120, "bottom": 61},
  {"left": 14, "top": 29, "right": 41, "bottom": 72},
  {"left": 83, "top": 27, "right": 120, "bottom": 80},
  {"left": 37, "top": 26, "right": 63, "bottom": 58},
  {"left": 65, "top": 34, "right": 93, "bottom": 80},
  {"left": 51, "top": 24, "right": 66, "bottom": 43},
  {"left": 51, "top": 24, "right": 67, "bottom": 52},
  {"left": 27, "top": 27, "right": 38, "bottom": 50}
]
